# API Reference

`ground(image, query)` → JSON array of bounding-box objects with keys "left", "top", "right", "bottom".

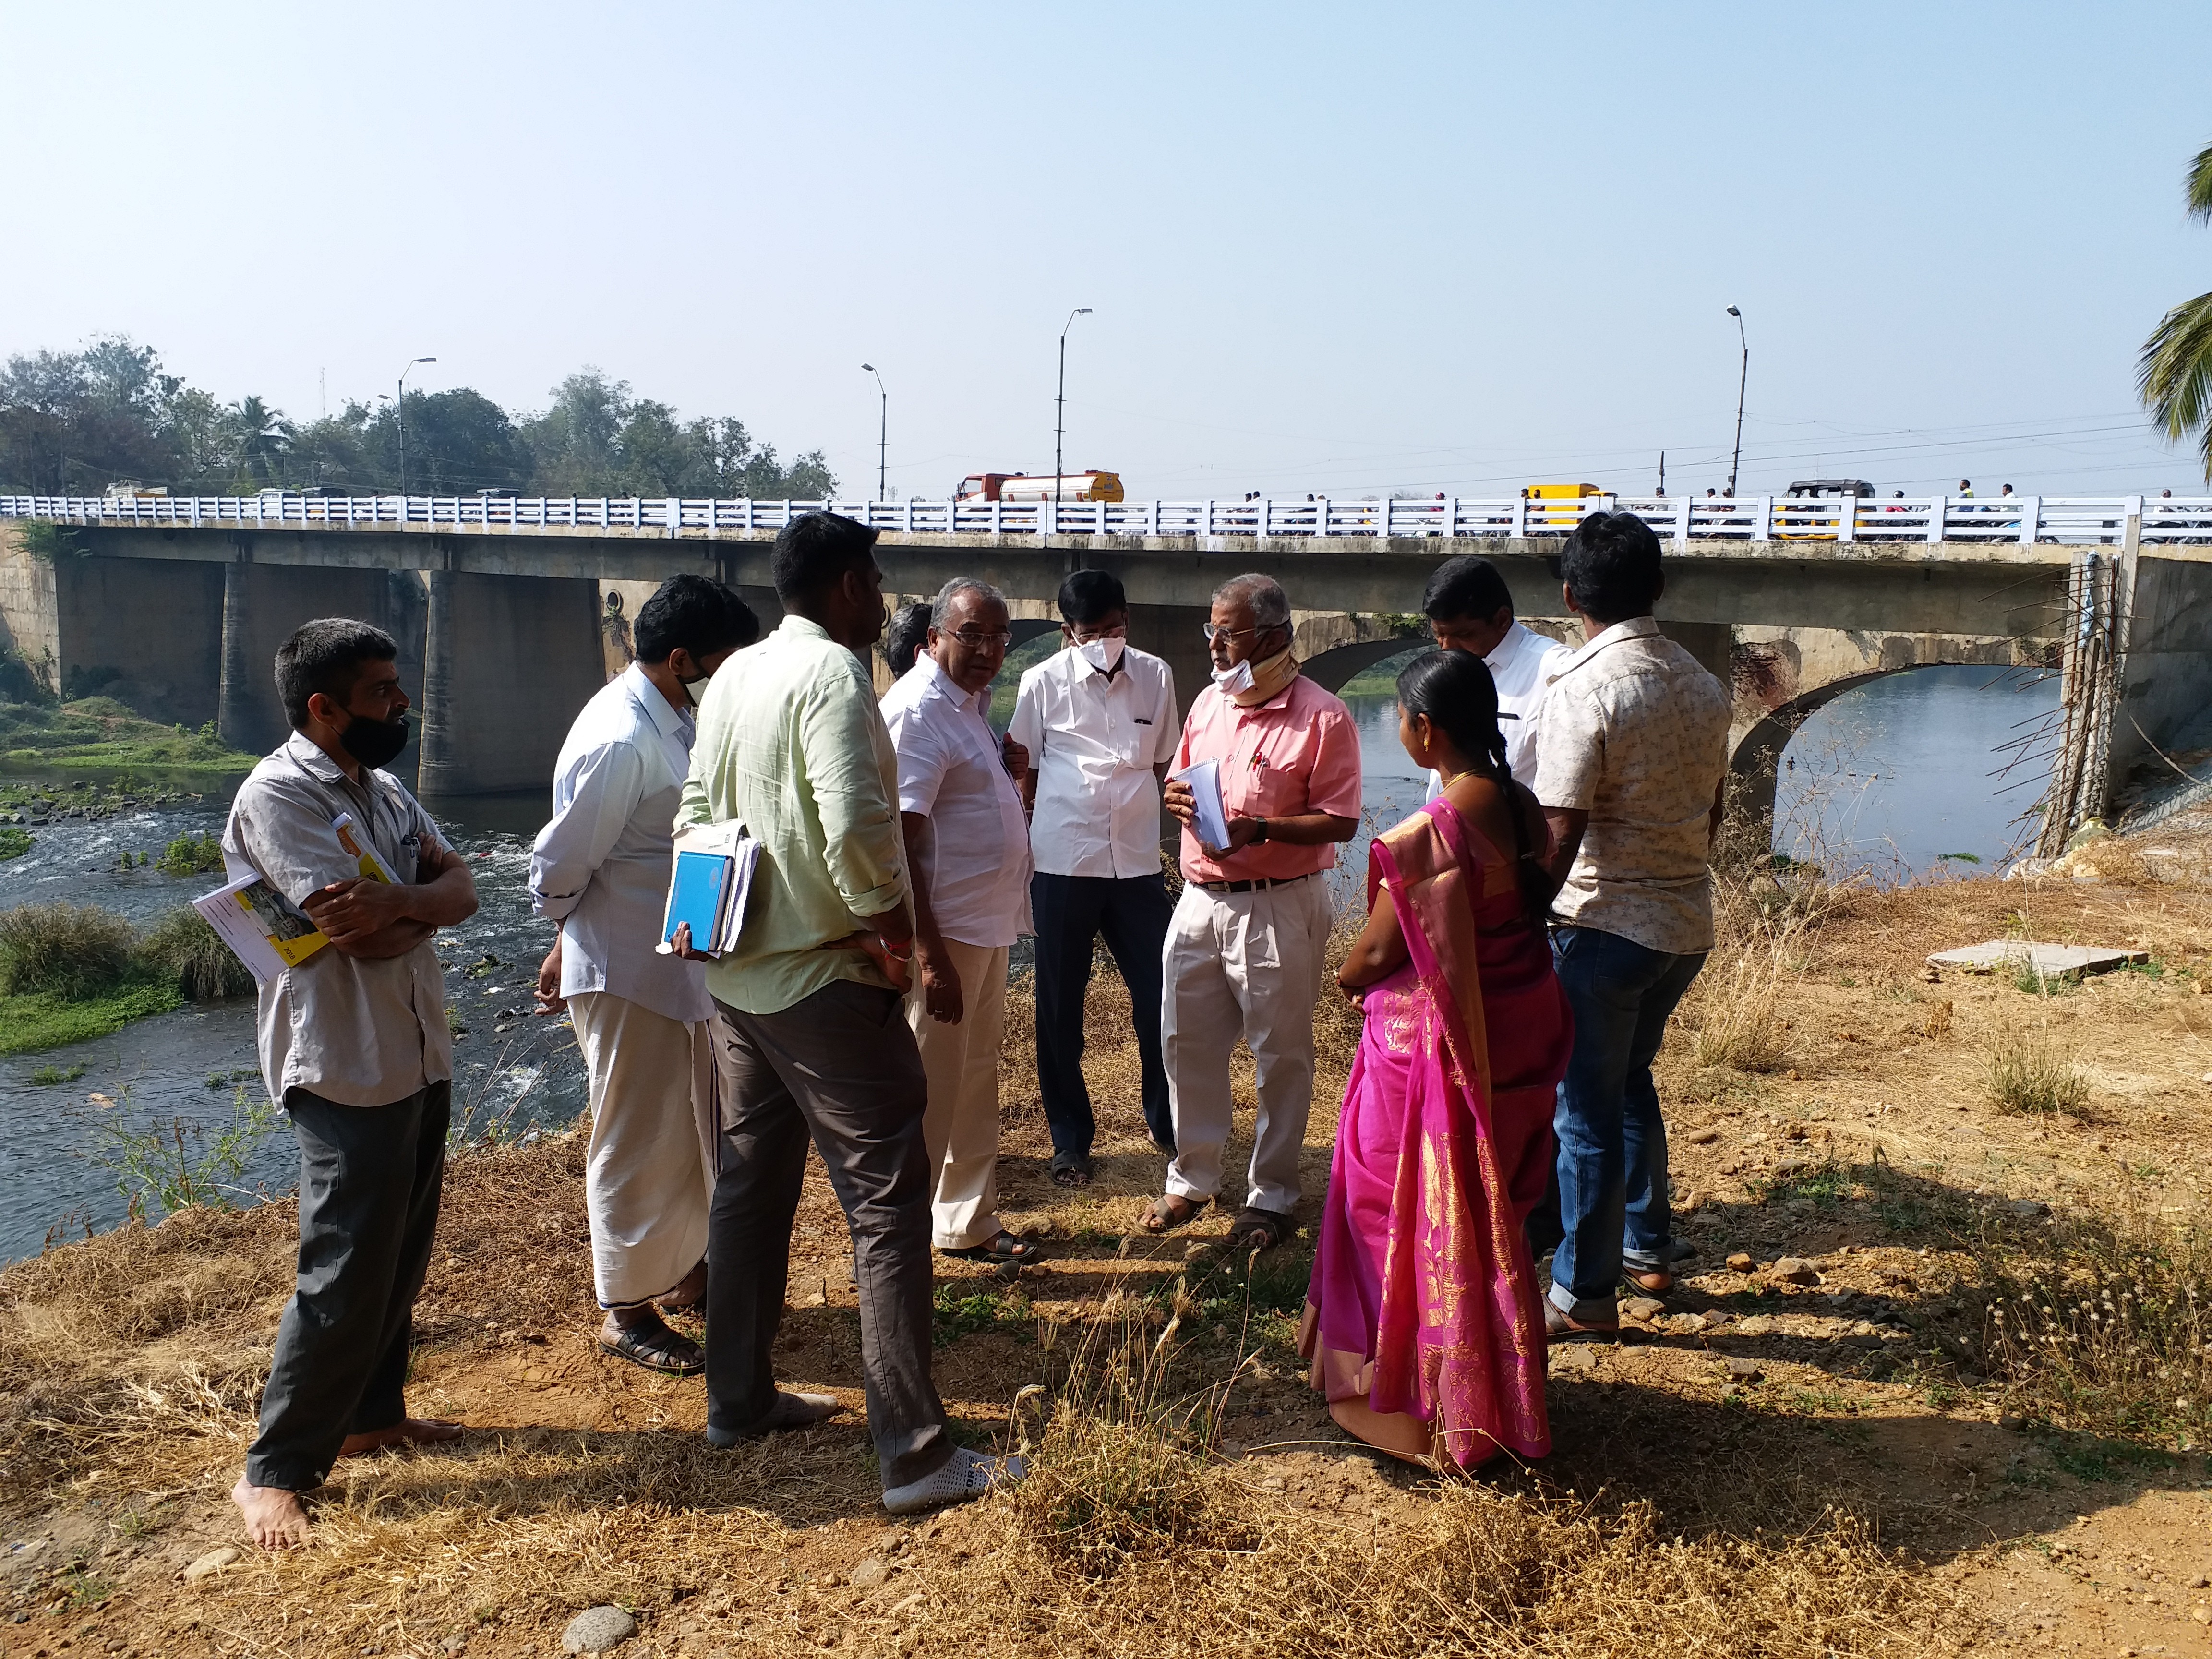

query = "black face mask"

[{"left": 338, "top": 710, "right": 411, "bottom": 769}]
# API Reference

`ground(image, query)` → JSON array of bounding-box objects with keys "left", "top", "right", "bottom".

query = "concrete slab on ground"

[{"left": 1924, "top": 939, "right": 2149, "bottom": 978}]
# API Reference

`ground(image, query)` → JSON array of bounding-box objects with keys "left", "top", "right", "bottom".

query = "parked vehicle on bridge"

[
  {"left": 1520, "top": 482, "right": 1603, "bottom": 533},
  {"left": 1778, "top": 478, "right": 1877, "bottom": 540},
  {"left": 956, "top": 471, "right": 1124, "bottom": 504}
]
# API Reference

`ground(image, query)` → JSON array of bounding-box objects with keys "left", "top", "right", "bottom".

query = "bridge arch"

[{"left": 1726, "top": 626, "right": 2054, "bottom": 849}]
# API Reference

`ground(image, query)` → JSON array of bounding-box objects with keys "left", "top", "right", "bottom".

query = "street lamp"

[
  {"left": 1724, "top": 307, "right": 1747, "bottom": 498},
  {"left": 1055, "top": 308, "right": 1092, "bottom": 510},
  {"left": 397, "top": 356, "right": 437, "bottom": 496},
  {"left": 861, "top": 363, "right": 887, "bottom": 501}
]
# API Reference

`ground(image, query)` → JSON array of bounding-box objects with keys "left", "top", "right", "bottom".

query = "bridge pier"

[
  {"left": 217, "top": 561, "right": 420, "bottom": 755},
  {"left": 417, "top": 570, "right": 604, "bottom": 798}
]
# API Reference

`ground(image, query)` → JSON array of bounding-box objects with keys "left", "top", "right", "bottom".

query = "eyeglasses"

[
  {"left": 1201, "top": 622, "right": 1272, "bottom": 644},
  {"left": 946, "top": 629, "right": 1011, "bottom": 649}
]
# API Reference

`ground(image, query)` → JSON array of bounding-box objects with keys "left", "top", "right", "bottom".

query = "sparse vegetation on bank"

[
  {"left": 0, "top": 698, "right": 256, "bottom": 775},
  {"left": 0, "top": 901, "right": 252, "bottom": 1054}
]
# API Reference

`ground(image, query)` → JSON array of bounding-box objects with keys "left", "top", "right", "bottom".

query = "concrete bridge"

[{"left": 3, "top": 493, "right": 2206, "bottom": 848}]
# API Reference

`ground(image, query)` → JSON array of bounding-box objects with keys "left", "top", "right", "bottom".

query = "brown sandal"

[
  {"left": 1226, "top": 1206, "right": 1294, "bottom": 1252},
  {"left": 1140, "top": 1193, "right": 1206, "bottom": 1234}
]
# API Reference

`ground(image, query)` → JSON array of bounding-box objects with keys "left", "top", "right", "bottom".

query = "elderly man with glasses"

[
  {"left": 881, "top": 577, "right": 1041, "bottom": 1266},
  {"left": 1141, "top": 573, "right": 1361, "bottom": 1253}
]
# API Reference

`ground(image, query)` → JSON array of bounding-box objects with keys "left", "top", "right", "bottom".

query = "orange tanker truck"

[{"left": 956, "top": 471, "right": 1124, "bottom": 503}]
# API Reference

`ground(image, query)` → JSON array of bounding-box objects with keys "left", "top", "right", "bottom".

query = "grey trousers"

[
  {"left": 244, "top": 1082, "right": 450, "bottom": 1491},
  {"left": 705, "top": 980, "right": 951, "bottom": 1491}
]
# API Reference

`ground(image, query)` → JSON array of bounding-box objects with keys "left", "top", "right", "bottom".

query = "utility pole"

[
  {"left": 1658, "top": 450, "right": 1666, "bottom": 496},
  {"left": 1725, "top": 306, "right": 1748, "bottom": 497},
  {"left": 397, "top": 356, "right": 437, "bottom": 495},
  {"left": 1055, "top": 308, "right": 1092, "bottom": 509},
  {"left": 861, "top": 364, "right": 887, "bottom": 500}
]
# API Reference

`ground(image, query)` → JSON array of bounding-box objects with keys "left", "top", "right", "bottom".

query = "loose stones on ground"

[{"left": 562, "top": 1605, "right": 637, "bottom": 1654}]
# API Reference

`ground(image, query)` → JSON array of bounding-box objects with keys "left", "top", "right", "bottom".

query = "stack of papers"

[
  {"left": 194, "top": 874, "right": 328, "bottom": 986},
  {"left": 659, "top": 826, "right": 763, "bottom": 957},
  {"left": 1177, "top": 758, "right": 1233, "bottom": 850}
]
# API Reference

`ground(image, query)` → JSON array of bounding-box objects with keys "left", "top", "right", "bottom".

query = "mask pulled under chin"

[
  {"left": 680, "top": 673, "right": 711, "bottom": 707},
  {"left": 1214, "top": 647, "right": 1298, "bottom": 707},
  {"left": 1078, "top": 637, "right": 1125, "bottom": 673},
  {"left": 339, "top": 713, "right": 411, "bottom": 769}
]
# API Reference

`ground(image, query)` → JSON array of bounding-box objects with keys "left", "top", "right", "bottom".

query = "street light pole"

[
  {"left": 861, "top": 364, "right": 887, "bottom": 500},
  {"left": 1054, "top": 307, "right": 1092, "bottom": 510},
  {"left": 397, "top": 356, "right": 437, "bottom": 496},
  {"left": 1725, "top": 307, "right": 1747, "bottom": 497}
]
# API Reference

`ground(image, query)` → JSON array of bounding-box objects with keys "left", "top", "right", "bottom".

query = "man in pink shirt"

[{"left": 1142, "top": 573, "right": 1361, "bottom": 1252}]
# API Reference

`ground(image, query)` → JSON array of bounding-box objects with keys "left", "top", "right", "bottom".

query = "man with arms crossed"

[
  {"left": 1421, "top": 554, "right": 1572, "bottom": 790},
  {"left": 882, "top": 577, "right": 1040, "bottom": 1264},
  {"left": 1532, "top": 512, "right": 1731, "bottom": 1338},
  {"left": 680, "top": 512, "right": 1022, "bottom": 1514},
  {"left": 531, "top": 575, "right": 760, "bottom": 1374},
  {"left": 226, "top": 619, "right": 479, "bottom": 1549},
  {"left": 1007, "top": 569, "right": 1180, "bottom": 1186},
  {"left": 1142, "top": 574, "right": 1361, "bottom": 1253}
]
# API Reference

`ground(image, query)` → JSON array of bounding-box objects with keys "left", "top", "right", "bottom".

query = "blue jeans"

[{"left": 1544, "top": 925, "right": 1707, "bottom": 1312}]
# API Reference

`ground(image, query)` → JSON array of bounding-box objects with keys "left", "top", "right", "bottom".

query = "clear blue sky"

[{"left": 6, "top": 1, "right": 2210, "bottom": 500}]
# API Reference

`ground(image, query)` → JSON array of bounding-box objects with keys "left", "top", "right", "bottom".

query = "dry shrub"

[
  {"left": 138, "top": 904, "right": 255, "bottom": 998},
  {"left": 0, "top": 900, "right": 136, "bottom": 997},
  {"left": 1983, "top": 1020, "right": 2089, "bottom": 1116},
  {"left": 1972, "top": 1179, "right": 2212, "bottom": 1448},
  {"left": 1680, "top": 868, "right": 1828, "bottom": 1075},
  {"left": 951, "top": 1433, "right": 1960, "bottom": 1658}
]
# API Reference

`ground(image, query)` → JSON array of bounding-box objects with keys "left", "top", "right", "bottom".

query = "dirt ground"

[{"left": 5, "top": 849, "right": 2212, "bottom": 1657}]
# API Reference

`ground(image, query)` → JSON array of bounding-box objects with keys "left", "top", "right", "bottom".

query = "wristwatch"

[{"left": 1251, "top": 817, "right": 1269, "bottom": 844}]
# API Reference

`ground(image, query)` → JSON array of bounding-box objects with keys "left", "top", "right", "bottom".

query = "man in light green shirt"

[{"left": 682, "top": 511, "right": 1024, "bottom": 1515}]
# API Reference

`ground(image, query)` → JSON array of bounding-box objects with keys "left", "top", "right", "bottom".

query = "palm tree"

[
  {"left": 227, "top": 395, "right": 294, "bottom": 486},
  {"left": 2139, "top": 141, "right": 2212, "bottom": 479}
]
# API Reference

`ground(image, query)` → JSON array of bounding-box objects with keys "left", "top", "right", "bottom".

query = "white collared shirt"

[
  {"left": 881, "top": 655, "right": 1034, "bottom": 948},
  {"left": 529, "top": 663, "right": 714, "bottom": 1024},
  {"left": 1426, "top": 620, "right": 1577, "bottom": 801},
  {"left": 1008, "top": 643, "right": 1179, "bottom": 879}
]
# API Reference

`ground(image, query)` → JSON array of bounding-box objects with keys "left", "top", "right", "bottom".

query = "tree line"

[{"left": 0, "top": 338, "right": 836, "bottom": 500}]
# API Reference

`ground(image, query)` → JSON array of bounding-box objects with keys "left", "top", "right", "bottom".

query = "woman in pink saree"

[{"left": 1298, "top": 649, "right": 1571, "bottom": 1468}]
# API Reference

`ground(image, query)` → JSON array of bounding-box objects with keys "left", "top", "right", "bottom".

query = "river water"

[{"left": 0, "top": 664, "right": 2055, "bottom": 1265}]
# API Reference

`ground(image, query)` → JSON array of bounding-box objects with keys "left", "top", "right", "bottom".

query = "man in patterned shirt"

[{"left": 1532, "top": 512, "right": 1731, "bottom": 1339}]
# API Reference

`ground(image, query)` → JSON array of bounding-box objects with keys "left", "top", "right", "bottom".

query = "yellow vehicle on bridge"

[{"left": 1521, "top": 482, "right": 1604, "bottom": 533}]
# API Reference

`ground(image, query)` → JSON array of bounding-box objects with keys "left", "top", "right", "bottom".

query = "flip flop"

[
  {"left": 1140, "top": 1193, "right": 1206, "bottom": 1235},
  {"left": 599, "top": 1317, "right": 705, "bottom": 1376},
  {"left": 1049, "top": 1151, "right": 1094, "bottom": 1188},
  {"left": 938, "top": 1231, "right": 1046, "bottom": 1264},
  {"left": 1226, "top": 1206, "right": 1294, "bottom": 1252}
]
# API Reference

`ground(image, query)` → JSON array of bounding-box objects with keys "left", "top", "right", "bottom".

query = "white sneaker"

[{"left": 881, "top": 1446, "right": 1027, "bottom": 1516}]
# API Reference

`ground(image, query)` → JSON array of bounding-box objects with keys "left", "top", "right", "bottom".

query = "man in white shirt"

[
  {"left": 1421, "top": 555, "right": 1572, "bottom": 793},
  {"left": 881, "top": 578, "right": 1040, "bottom": 1263},
  {"left": 1007, "top": 571, "right": 1180, "bottom": 1186},
  {"left": 530, "top": 575, "right": 759, "bottom": 1374}
]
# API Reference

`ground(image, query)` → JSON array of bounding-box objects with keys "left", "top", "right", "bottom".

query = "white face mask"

[
  {"left": 1210, "top": 658, "right": 1255, "bottom": 696},
  {"left": 1077, "top": 636, "right": 1125, "bottom": 673}
]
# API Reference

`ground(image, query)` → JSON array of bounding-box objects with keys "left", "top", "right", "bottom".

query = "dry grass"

[
  {"left": 1971, "top": 1179, "right": 2212, "bottom": 1449},
  {"left": 1982, "top": 1019, "right": 2090, "bottom": 1117}
]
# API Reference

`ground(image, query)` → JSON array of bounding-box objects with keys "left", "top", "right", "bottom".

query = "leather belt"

[{"left": 1191, "top": 872, "right": 1312, "bottom": 895}]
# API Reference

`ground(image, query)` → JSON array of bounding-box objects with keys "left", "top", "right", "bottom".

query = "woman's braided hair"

[{"left": 1394, "top": 649, "right": 1548, "bottom": 922}]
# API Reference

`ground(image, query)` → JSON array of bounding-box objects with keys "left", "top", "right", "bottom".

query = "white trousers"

[
  {"left": 907, "top": 938, "right": 1010, "bottom": 1250},
  {"left": 568, "top": 990, "right": 716, "bottom": 1309},
  {"left": 1161, "top": 876, "right": 1333, "bottom": 1216}
]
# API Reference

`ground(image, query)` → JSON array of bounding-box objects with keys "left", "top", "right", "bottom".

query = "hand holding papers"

[
  {"left": 1177, "top": 758, "right": 1233, "bottom": 853},
  {"left": 659, "top": 823, "right": 762, "bottom": 959}
]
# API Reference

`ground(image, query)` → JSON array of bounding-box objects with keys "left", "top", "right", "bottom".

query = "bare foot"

[
  {"left": 231, "top": 1477, "right": 311, "bottom": 1550},
  {"left": 336, "top": 1418, "right": 465, "bottom": 1458}
]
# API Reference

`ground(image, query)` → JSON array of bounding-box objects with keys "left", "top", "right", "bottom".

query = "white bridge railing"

[{"left": 3, "top": 492, "right": 2207, "bottom": 547}]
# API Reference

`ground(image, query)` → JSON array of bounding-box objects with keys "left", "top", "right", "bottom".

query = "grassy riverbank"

[
  {"left": 0, "top": 697, "right": 259, "bottom": 775},
  {"left": 6, "top": 845, "right": 2212, "bottom": 1652},
  {"left": 0, "top": 903, "right": 250, "bottom": 1055}
]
